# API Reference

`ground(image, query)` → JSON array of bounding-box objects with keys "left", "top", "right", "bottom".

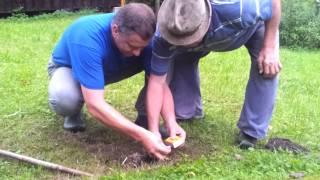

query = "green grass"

[{"left": 1, "top": 12, "right": 320, "bottom": 179}]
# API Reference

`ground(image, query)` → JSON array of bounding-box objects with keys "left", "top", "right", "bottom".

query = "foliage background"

[{"left": 280, "top": 0, "right": 320, "bottom": 49}]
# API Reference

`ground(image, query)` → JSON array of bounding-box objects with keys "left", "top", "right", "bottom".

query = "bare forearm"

[
  {"left": 87, "top": 101, "right": 147, "bottom": 142},
  {"left": 263, "top": 0, "right": 281, "bottom": 48},
  {"left": 160, "top": 83, "right": 176, "bottom": 123},
  {"left": 80, "top": 86, "right": 171, "bottom": 160},
  {"left": 146, "top": 75, "right": 165, "bottom": 132}
]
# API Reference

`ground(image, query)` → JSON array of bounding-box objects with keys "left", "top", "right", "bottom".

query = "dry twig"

[{"left": 0, "top": 149, "right": 93, "bottom": 177}]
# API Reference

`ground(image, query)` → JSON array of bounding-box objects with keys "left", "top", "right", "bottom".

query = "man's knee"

[
  {"left": 48, "top": 66, "right": 83, "bottom": 116},
  {"left": 48, "top": 85, "right": 83, "bottom": 116}
]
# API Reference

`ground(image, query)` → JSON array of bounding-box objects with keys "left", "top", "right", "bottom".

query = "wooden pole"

[
  {"left": 316, "top": 0, "right": 320, "bottom": 15},
  {"left": 0, "top": 149, "right": 93, "bottom": 177},
  {"left": 121, "top": 0, "right": 126, "bottom": 7},
  {"left": 155, "top": 0, "right": 161, "bottom": 16}
]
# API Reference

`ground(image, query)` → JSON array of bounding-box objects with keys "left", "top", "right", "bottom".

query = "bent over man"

[{"left": 146, "top": 0, "right": 282, "bottom": 149}]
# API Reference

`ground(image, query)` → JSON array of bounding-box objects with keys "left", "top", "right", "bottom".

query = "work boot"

[
  {"left": 134, "top": 115, "right": 149, "bottom": 129},
  {"left": 177, "top": 114, "right": 205, "bottom": 123},
  {"left": 237, "top": 131, "right": 257, "bottom": 149},
  {"left": 63, "top": 113, "right": 86, "bottom": 133},
  {"left": 135, "top": 115, "right": 169, "bottom": 139}
]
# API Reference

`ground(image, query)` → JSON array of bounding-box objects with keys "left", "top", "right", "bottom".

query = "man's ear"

[{"left": 111, "top": 24, "right": 120, "bottom": 35}]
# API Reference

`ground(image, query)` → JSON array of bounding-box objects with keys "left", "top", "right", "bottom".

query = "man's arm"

[
  {"left": 147, "top": 74, "right": 186, "bottom": 141},
  {"left": 161, "top": 82, "right": 186, "bottom": 140},
  {"left": 146, "top": 33, "right": 186, "bottom": 140},
  {"left": 81, "top": 86, "right": 171, "bottom": 160},
  {"left": 258, "top": 0, "right": 282, "bottom": 78},
  {"left": 146, "top": 74, "right": 166, "bottom": 137}
]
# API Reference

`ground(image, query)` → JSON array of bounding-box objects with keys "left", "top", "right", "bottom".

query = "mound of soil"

[
  {"left": 120, "top": 152, "right": 158, "bottom": 168},
  {"left": 265, "top": 137, "right": 309, "bottom": 154}
]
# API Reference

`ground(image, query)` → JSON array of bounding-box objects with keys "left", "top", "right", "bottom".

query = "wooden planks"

[{"left": 0, "top": 0, "right": 119, "bottom": 13}]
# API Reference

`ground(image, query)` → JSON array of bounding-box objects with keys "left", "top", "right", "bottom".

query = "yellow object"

[{"left": 165, "top": 136, "right": 184, "bottom": 148}]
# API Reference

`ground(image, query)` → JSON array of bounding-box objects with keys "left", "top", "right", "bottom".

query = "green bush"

[{"left": 281, "top": 0, "right": 320, "bottom": 49}]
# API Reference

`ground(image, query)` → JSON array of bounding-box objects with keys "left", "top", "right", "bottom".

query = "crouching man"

[{"left": 48, "top": 3, "right": 178, "bottom": 160}]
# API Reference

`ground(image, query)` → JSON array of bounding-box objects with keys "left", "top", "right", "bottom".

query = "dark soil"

[
  {"left": 265, "top": 137, "right": 309, "bottom": 154},
  {"left": 57, "top": 125, "right": 214, "bottom": 171}
]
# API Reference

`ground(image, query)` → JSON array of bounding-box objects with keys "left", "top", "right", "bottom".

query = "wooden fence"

[{"left": 0, "top": 0, "right": 120, "bottom": 14}]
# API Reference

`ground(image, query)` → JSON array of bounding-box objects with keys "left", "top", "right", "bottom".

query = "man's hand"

[
  {"left": 164, "top": 120, "right": 186, "bottom": 144},
  {"left": 257, "top": 46, "right": 282, "bottom": 78},
  {"left": 258, "top": 0, "right": 282, "bottom": 78},
  {"left": 141, "top": 130, "right": 171, "bottom": 160},
  {"left": 80, "top": 87, "right": 170, "bottom": 160},
  {"left": 150, "top": 129, "right": 162, "bottom": 139}
]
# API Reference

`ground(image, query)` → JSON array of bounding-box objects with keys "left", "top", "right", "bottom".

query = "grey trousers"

[
  {"left": 48, "top": 59, "right": 145, "bottom": 118},
  {"left": 136, "top": 23, "right": 279, "bottom": 139},
  {"left": 48, "top": 61, "right": 84, "bottom": 117}
]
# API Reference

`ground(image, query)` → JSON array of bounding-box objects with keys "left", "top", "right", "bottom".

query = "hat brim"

[{"left": 158, "top": 0, "right": 212, "bottom": 46}]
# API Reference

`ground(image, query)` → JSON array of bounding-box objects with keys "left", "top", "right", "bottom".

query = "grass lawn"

[{"left": 0, "top": 12, "right": 319, "bottom": 179}]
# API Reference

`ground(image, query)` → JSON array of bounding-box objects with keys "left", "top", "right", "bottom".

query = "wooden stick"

[
  {"left": 155, "top": 0, "right": 160, "bottom": 15},
  {"left": 0, "top": 149, "right": 93, "bottom": 177},
  {"left": 121, "top": 0, "right": 126, "bottom": 7}
]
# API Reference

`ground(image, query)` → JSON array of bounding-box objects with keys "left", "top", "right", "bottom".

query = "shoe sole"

[{"left": 64, "top": 126, "right": 86, "bottom": 133}]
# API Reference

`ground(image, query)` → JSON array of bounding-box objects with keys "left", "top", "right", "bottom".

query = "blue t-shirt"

[
  {"left": 52, "top": 13, "right": 151, "bottom": 89},
  {"left": 151, "top": 0, "right": 272, "bottom": 75}
]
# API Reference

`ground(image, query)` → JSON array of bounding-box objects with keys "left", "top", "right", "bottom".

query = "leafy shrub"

[{"left": 281, "top": 0, "right": 320, "bottom": 49}]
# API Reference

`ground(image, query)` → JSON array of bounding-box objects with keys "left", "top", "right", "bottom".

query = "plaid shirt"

[{"left": 151, "top": 0, "right": 272, "bottom": 75}]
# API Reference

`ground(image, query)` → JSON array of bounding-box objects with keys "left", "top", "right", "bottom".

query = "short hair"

[{"left": 112, "top": 3, "right": 156, "bottom": 40}]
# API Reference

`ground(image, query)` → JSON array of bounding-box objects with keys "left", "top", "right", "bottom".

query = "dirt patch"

[
  {"left": 265, "top": 137, "right": 309, "bottom": 154},
  {"left": 58, "top": 128, "right": 214, "bottom": 170},
  {"left": 120, "top": 152, "right": 157, "bottom": 168}
]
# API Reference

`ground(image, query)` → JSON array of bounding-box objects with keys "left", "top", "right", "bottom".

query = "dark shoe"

[
  {"left": 64, "top": 113, "right": 86, "bottom": 133},
  {"left": 134, "top": 115, "right": 148, "bottom": 129},
  {"left": 177, "top": 118, "right": 193, "bottom": 123},
  {"left": 177, "top": 115, "right": 204, "bottom": 123},
  {"left": 159, "top": 126, "right": 169, "bottom": 139},
  {"left": 135, "top": 115, "right": 169, "bottom": 139},
  {"left": 237, "top": 131, "right": 257, "bottom": 149}
]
